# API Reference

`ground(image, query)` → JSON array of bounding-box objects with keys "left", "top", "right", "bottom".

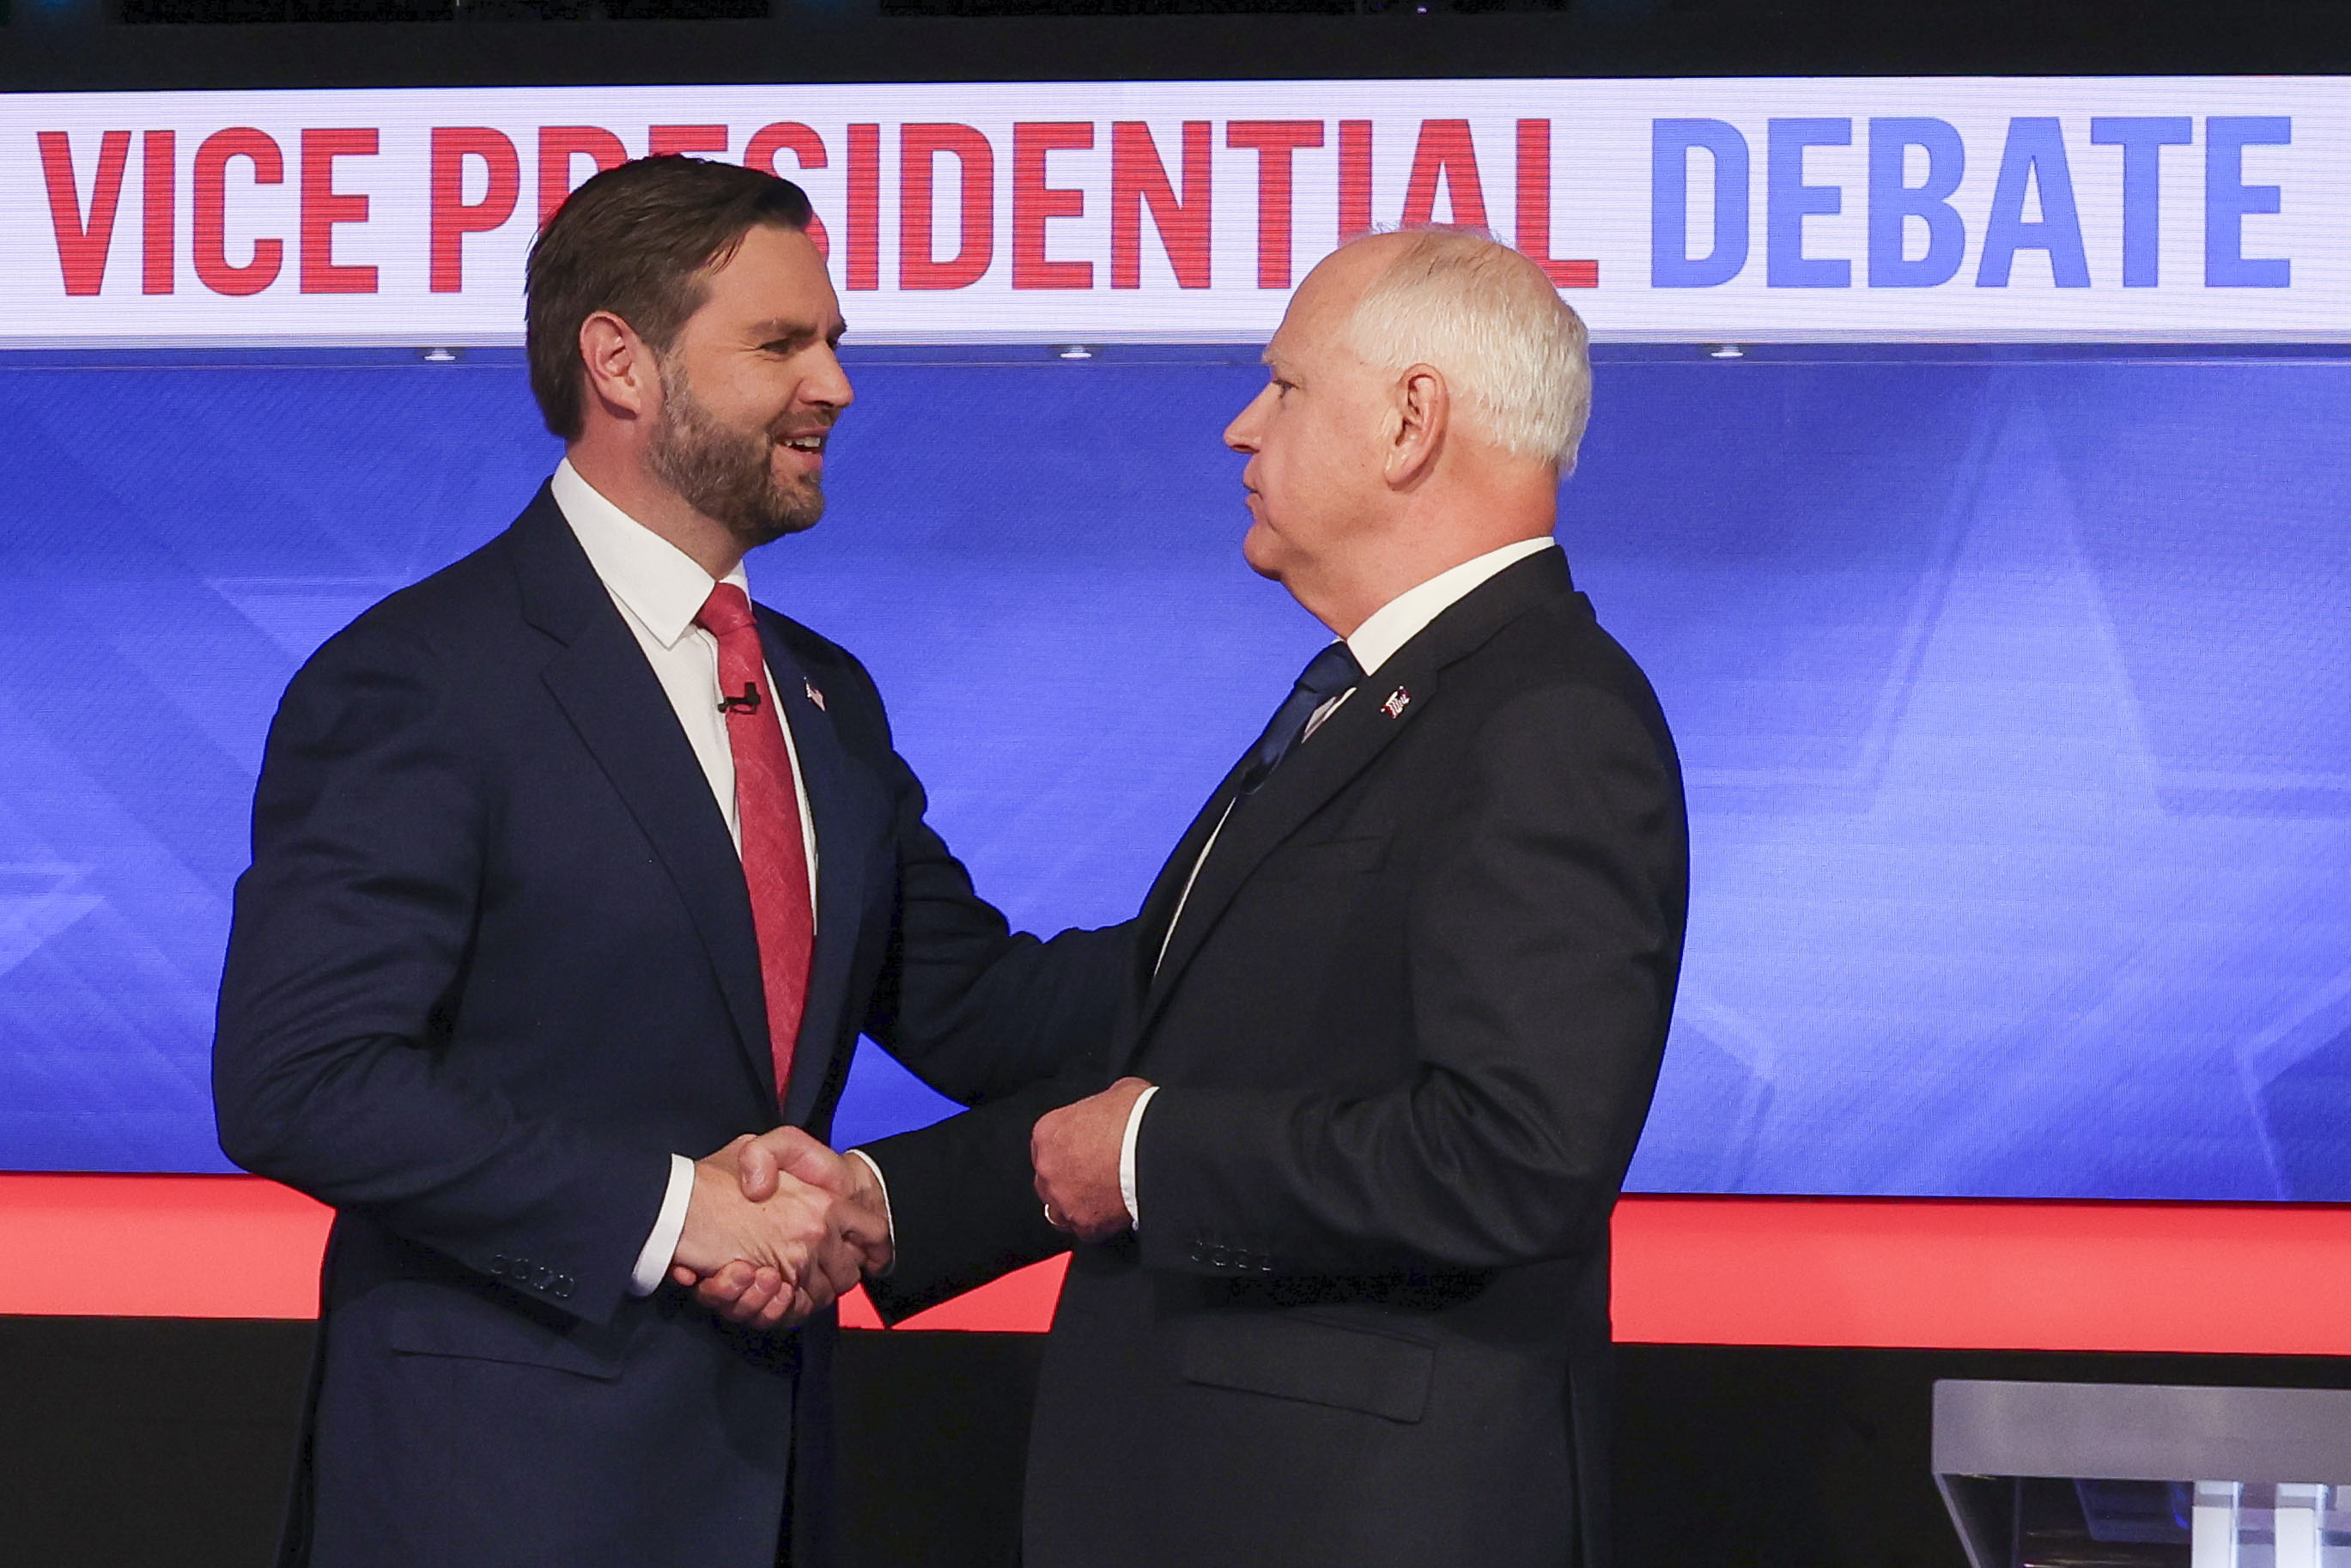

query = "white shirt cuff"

[
  {"left": 845, "top": 1148, "right": 897, "bottom": 1273},
  {"left": 629, "top": 1152, "right": 696, "bottom": 1297},
  {"left": 1118, "top": 1085, "right": 1160, "bottom": 1228}
]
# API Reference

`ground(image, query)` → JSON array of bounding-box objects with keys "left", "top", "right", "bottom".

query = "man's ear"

[
  {"left": 578, "top": 310, "right": 658, "bottom": 425},
  {"left": 1384, "top": 364, "right": 1449, "bottom": 490}
]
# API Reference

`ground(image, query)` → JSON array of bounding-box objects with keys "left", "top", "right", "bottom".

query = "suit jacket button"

[
  {"left": 489, "top": 1255, "right": 508, "bottom": 1277},
  {"left": 1211, "top": 1245, "right": 1231, "bottom": 1268}
]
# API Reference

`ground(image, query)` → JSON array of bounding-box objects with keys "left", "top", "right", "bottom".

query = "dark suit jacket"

[
  {"left": 867, "top": 549, "right": 1687, "bottom": 1568},
  {"left": 213, "top": 486, "right": 1119, "bottom": 1568}
]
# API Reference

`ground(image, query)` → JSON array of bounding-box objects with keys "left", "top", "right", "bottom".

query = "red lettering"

[
  {"left": 900, "top": 125, "right": 994, "bottom": 291},
  {"left": 1110, "top": 121, "right": 1210, "bottom": 290},
  {"left": 300, "top": 129, "right": 377, "bottom": 295},
  {"left": 1338, "top": 121, "right": 1374, "bottom": 243},
  {"left": 37, "top": 130, "right": 130, "bottom": 298},
  {"left": 746, "top": 122, "right": 823, "bottom": 178},
  {"left": 193, "top": 128, "right": 284, "bottom": 298},
  {"left": 845, "top": 124, "right": 880, "bottom": 291},
  {"left": 143, "top": 131, "right": 174, "bottom": 295},
  {"left": 745, "top": 122, "right": 829, "bottom": 258},
  {"left": 1012, "top": 122, "right": 1093, "bottom": 290},
  {"left": 648, "top": 124, "right": 729, "bottom": 159},
  {"left": 1513, "top": 120, "right": 1599, "bottom": 289},
  {"left": 429, "top": 128, "right": 520, "bottom": 295},
  {"left": 537, "top": 126, "right": 626, "bottom": 227},
  {"left": 1401, "top": 119, "right": 1488, "bottom": 231},
  {"left": 1227, "top": 120, "right": 1322, "bottom": 289}
]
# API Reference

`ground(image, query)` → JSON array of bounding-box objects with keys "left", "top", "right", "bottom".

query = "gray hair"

[{"left": 1342, "top": 228, "right": 1592, "bottom": 471}]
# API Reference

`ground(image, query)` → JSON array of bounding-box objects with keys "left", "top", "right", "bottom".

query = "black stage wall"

[
  {"left": 5, "top": 0, "right": 2349, "bottom": 99},
  {"left": 5, "top": 1318, "right": 2350, "bottom": 1568}
]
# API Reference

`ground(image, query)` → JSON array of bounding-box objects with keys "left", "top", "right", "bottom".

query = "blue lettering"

[
  {"left": 1868, "top": 118, "right": 1966, "bottom": 288},
  {"left": 1768, "top": 118, "right": 1851, "bottom": 288},
  {"left": 1651, "top": 119, "right": 1749, "bottom": 288},
  {"left": 2091, "top": 117, "right": 2192, "bottom": 288},
  {"left": 1977, "top": 118, "right": 2090, "bottom": 289},
  {"left": 2205, "top": 117, "right": 2291, "bottom": 288}
]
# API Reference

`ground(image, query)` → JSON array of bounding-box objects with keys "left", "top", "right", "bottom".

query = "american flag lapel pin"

[
  {"left": 1381, "top": 686, "right": 1411, "bottom": 718},
  {"left": 803, "top": 678, "right": 827, "bottom": 712}
]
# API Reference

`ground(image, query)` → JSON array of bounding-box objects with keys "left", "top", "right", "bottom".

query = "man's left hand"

[{"left": 1032, "top": 1078, "right": 1153, "bottom": 1243}]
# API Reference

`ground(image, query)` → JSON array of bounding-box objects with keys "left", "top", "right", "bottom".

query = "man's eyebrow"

[{"left": 749, "top": 318, "right": 834, "bottom": 345}]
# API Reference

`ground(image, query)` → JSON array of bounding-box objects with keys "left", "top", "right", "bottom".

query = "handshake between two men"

[
  {"left": 665, "top": 1128, "right": 892, "bottom": 1331},
  {"left": 668, "top": 1077, "right": 1155, "bottom": 1329}
]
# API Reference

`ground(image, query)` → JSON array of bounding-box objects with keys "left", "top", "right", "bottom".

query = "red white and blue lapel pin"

[
  {"left": 803, "top": 678, "right": 827, "bottom": 712},
  {"left": 1381, "top": 686, "right": 1411, "bottom": 718}
]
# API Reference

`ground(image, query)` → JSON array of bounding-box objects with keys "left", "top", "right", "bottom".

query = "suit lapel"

[
  {"left": 760, "top": 623, "right": 884, "bottom": 1130},
  {"left": 1138, "top": 667, "right": 1434, "bottom": 1032},
  {"left": 1104, "top": 752, "right": 1255, "bottom": 1077},
  {"left": 1134, "top": 548, "right": 1580, "bottom": 1042},
  {"left": 513, "top": 492, "right": 775, "bottom": 1102},
  {"left": 1132, "top": 755, "right": 1251, "bottom": 985}
]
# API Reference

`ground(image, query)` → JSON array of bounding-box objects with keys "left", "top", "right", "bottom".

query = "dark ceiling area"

[{"left": 3, "top": 0, "right": 2348, "bottom": 91}]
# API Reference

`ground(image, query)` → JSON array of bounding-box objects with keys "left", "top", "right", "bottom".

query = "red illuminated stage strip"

[
  {"left": 6, "top": 1176, "right": 2351, "bottom": 1353},
  {"left": 0, "top": 1173, "right": 331, "bottom": 1320},
  {"left": 1608, "top": 1195, "right": 2351, "bottom": 1355}
]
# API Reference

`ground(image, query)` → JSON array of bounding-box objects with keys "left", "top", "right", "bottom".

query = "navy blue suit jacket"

[{"left": 214, "top": 486, "right": 1119, "bottom": 1568}]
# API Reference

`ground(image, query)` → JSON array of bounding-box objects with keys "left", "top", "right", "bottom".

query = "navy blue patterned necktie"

[{"left": 1237, "top": 641, "right": 1363, "bottom": 795}]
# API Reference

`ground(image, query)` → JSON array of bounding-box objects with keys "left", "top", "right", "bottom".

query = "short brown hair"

[{"left": 525, "top": 155, "right": 815, "bottom": 441}]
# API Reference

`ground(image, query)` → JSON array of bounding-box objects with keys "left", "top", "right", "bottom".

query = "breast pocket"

[{"left": 1252, "top": 834, "right": 1388, "bottom": 883}]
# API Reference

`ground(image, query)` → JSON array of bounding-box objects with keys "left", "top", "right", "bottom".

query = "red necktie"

[{"left": 695, "top": 582, "right": 815, "bottom": 1106}]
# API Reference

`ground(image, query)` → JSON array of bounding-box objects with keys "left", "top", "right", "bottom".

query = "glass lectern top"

[{"left": 1935, "top": 1382, "right": 2351, "bottom": 1568}]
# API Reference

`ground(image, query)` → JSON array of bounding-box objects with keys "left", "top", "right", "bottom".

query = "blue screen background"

[{"left": 2, "top": 344, "right": 2345, "bottom": 1199}]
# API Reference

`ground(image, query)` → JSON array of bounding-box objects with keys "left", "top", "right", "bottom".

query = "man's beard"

[{"left": 647, "top": 358, "right": 826, "bottom": 550}]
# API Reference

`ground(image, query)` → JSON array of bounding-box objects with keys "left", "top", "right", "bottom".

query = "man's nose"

[
  {"left": 1224, "top": 387, "right": 1269, "bottom": 452},
  {"left": 808, "top": 345, "right": 854, "bottom": 411}
]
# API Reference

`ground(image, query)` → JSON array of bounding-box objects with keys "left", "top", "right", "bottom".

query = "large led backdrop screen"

[{"left": 1, "top": 79, "right": 2346, "bottom": 1201}]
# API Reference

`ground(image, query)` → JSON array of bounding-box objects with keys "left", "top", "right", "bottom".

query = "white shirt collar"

[
  {"left": 1344, "top": 537, "right": 1557, "bottom": 678},
  {"left": 550, "top": 458, "right": 747, "bottom": 648}
]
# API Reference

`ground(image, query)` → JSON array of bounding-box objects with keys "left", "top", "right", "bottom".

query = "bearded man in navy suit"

[{"left": 213, "top": 156, "right": 1117, "bottom": 1568}]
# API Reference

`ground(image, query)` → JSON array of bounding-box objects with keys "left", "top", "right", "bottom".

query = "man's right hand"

[
  {"left": 668, "top": 1130, "right": 893, "bottom": 1330},
  {"left": 668, "top": 1134, "right": 861, "bottom": 1330},
  {"left": 733, "top": 1127, "right": 894, "bottom": 1278}
]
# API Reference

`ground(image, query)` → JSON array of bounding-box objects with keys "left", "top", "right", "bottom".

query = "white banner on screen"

[{"left": 1, "top": 77, "right": 2342, "bottom": 345}]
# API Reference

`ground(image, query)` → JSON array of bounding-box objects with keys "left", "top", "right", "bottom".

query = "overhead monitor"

[{"left": 2, "top": 78, "right": 2343, "bottom": 1200}]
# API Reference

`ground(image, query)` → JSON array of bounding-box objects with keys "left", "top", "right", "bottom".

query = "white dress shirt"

[
  {"left": 1118, "top": 537, "right": 1559, "bottom": 1225},
  {"left": 548, "top": 460, "right": 823, "bottom": 1296}
]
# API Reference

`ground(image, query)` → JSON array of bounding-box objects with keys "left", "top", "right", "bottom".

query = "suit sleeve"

[
  {"left": 807, "top": 650, "right": 1124, "bottom": 1318},
  {"left": 832, "top": 648, "right": 1132, "bottom": 1107},
  {"left": 851, "top": 817, "right": 1114, "bottom": 1318},
  {"left": 212, "top": 622, "right": 671, "bottom": 1325},
  {"left": 1132, "top": 682, "right": 1685, "bottom": 1279},
  {"left": 854, "top": 1077, "right": 1082, "bottom": 1322}
]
